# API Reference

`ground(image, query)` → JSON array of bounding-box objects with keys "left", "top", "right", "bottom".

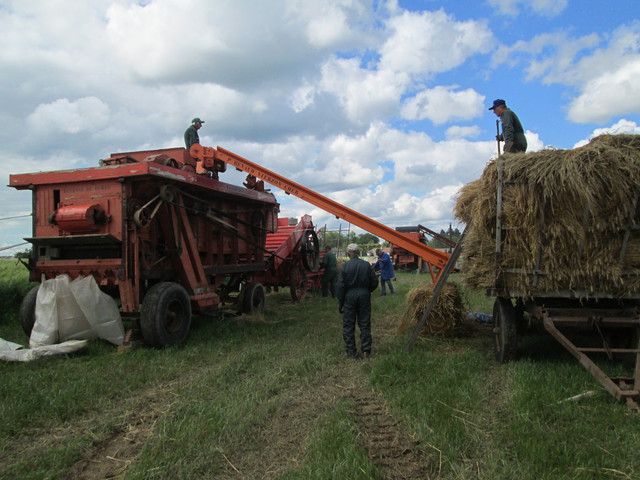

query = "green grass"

[{"left": 0, "top": 266, "right": 639, "bottom": 479}]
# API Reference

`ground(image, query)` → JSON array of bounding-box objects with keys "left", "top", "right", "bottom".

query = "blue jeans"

[{"left": 380, "top": 279, "right": 394, "bottom": 295}]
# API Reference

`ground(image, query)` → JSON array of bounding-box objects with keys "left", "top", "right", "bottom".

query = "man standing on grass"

[
  {"left": 320, "top": 245, "right": 337, "bottom": 297},
  {"left": 336, "top": 244, "right": 378, "bottom": 358},
  {"left": 373, "top": 248, "right": 395, "bottom": 296}
]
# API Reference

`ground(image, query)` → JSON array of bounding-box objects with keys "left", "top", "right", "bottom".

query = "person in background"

[
  {"left": 320, "top": 245, "right": 337, "bottom": 297},
  {"left": 489, "top": 99, "right": 527, "bottom": 153},
  {"left": 184, "top": 117, "right": 205, "bottom": 152},
  {"left": 336, "top": 244, "right": 378, "bottom": 358},
  {"left": 374, "top": 248, "right": 395, "bottom": 296}
]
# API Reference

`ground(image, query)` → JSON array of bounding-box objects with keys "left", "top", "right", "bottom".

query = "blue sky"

[{"left": 0, "top": 0, "right": 639, "bottom": 254}]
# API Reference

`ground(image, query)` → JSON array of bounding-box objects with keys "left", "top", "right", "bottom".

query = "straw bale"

[
  {"left": 454, "top": 134, "right": 640, "bottom": 298},
  {"left": 398, "top": 282, "right": 466, "bottom": 337}
]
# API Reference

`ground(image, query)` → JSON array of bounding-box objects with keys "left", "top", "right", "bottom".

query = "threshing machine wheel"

[
  {"left": 301, "top": 229, "right": 320, "bottom": 272},
  {"left": 19, "top": 285, "right": 40, "bottom": 337},
  {"left": 243, "top": 282, "right": 266, "bottom": 314},
  {"left": 140, "top": 282, "right": 192, "bottom": 346},
  {"left": 493, "top": 297, "right": 517, "bottom": 363},
  {"left": 289, "top": 266, "right": 313, "bottom": 302}
]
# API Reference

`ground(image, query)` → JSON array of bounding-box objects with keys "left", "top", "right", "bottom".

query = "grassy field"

[{"left": 0, "top": 258, "right": 638, "bottom": 480}]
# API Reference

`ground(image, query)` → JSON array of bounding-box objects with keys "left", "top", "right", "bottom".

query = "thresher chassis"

[
  {"left": 490, "top": 156, "right": 640, "bottom": 411},
  {"left": 11, "top": 158, "right": 281, "bottom": 345}
]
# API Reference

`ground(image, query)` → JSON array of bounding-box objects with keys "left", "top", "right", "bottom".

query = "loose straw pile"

[{"left": 399, "top": 282, "right": 466, "bottom": 337}]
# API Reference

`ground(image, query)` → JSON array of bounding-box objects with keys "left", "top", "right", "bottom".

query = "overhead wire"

[
  {"left": 0, "top": 213, "right": 32, "bottom": 253},
  {"left": 0, "top": 213, "right": 32, "bottom": 221}
]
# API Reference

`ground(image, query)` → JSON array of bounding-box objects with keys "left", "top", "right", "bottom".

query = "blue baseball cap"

[
  {"left": 488, "top": 99, "right": 506, "bottom": 110},
  {"left": 192, "top": 117, "right": 205, "bottom": 123}
]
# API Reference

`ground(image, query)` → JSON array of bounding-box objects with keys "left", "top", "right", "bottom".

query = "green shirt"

[
  {"left": 500, "top": 108, "right": 527, "bottom": 152},
  {"left": 184, "top": 125, "right": 200, "bottom": 151},
  {"left": 321, "top": 251, "right": 337, "bottom": 274}
]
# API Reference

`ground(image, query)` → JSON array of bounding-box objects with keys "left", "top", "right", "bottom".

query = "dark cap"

[
  {"left": 192, "top": 117, "right": 205, "bottom": 123},
  {"left": 488, "top": 99, "right": 506, "bottom": 110}
]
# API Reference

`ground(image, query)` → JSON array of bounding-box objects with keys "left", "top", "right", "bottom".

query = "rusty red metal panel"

[
  {"left": 109, "top": 147, "right": 191, "bottom": 164},
  {"left": 10, "top": 147, "right": 281, "bottom": 319}
]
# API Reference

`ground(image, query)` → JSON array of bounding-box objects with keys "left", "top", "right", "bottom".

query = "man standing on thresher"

[
  {"left": 489, "top": 99, "right": 527, "bottom": 153},
  {"left": 320, "top": 245, "right": 338, "bottom": 297},
  {"left": 184, "top": 117, "right": 205, "bottom": 152},
  {"left": 337, "top": 244, "right": 378, "bottom": 359}
]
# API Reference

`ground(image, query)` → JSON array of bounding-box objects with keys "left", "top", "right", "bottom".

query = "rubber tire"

[
  {"left": 140, "top": 282, "right": 192, "bottom": 347},
  {"left": 243, "top": 282, "right": 266, "bottom": 314},
  {"left": 19, "top": 285, "right": 40, "bottom": 337},
  {"left": 493, "top": 297, "right": 517, "bottom": 363},
  {"left": 514, "top": 299, "right": 527, "bottom": 334}
]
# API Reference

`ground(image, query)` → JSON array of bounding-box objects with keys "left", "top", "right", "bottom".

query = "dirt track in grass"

[{"left": 62, "top": 355, "right": 433, "bottom": 480}]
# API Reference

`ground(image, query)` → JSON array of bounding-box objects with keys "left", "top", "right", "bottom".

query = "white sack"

[
  {"left": 56, "top": 275, "right": 96, "bottom": 342},
  {"left": 0, "top": 338, "right": 24, "bottom": 353},
  {"left": 69, "top": 275, "right": 124, "bottom": 346},
  {"left": 29, "top": 276, "right": 59, "bottom": 348},
  {"left": 30, "top": 274, "right": 124, "bottom": 348},
  {"left": 0, "top": 339, "right": 88, "bottom": 362}
]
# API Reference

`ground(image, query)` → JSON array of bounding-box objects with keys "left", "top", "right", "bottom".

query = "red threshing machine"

[
  {"left": 11, "top": 143, "right": 449, "bottom": 347},
  {"left": 260, "top": 215, "right": 322, "bottom": 302},
  {"left": 10, "top": 147, "right": 286, "bottom": 346},
  {"left": 392, "top": 225, "right": 457, "bottom": 272}
]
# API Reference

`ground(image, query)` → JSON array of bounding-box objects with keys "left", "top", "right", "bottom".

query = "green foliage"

[
  {"left": 14, "top": 249, "right": 32, "bottom": 259},
  {"left": 427, "top": 225, "right": 462, "bottom": 248},
  {"left": 0, "top": 258, "right": 34, "bottom": 314},
  {"left": 318, "top": 227, "right": 380, "bottom": 252}
]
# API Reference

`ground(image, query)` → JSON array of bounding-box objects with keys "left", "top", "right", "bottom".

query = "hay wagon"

[{"left": 457, "top": 135, "right": 640, "bottom": 410}]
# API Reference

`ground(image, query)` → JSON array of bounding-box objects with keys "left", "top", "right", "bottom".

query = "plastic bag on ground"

[
  {"left": 56, "top": 275, "right": 96, "bottom": 342},
  {"left": 30, "top": 274, "right": 124, "bottom": 348},
  {"left": 69, "top": 275, "right": 124, "bottom": 346},
  {"left": 0, "top": 339, "right": 88, "bottom": 362},
  {"left": 29, "top": 276, "right": 59, "bottom": 348}
]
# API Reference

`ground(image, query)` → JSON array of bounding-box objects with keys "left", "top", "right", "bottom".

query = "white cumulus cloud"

[
  {"left": 379, "top": 9, "right": 494, "bottom": 76},
  {"left": 401, "top": 86, "right": 485, "bottom": 125},
  {"left": 488, "top": 0, "right": 568, "bottom": 17},
  {"left": 573, "top": 120, "right": 640, "bottom": 148},
  {"left": 27, "top": 97, "right": 110, "bottom": 134},
  {"left": 568, "top": 59, "right": 640, "bottom": 123},
  {"left": 320, "top": 57, "right": 408, "bottom": 123},
  {"left": 445, "top": 126, "right": 481, "bottom": 139}
]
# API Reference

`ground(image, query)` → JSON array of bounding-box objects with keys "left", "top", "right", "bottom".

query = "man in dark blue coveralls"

[{"left": 336, "top": 243, "right": 378, "bottom": 358}]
